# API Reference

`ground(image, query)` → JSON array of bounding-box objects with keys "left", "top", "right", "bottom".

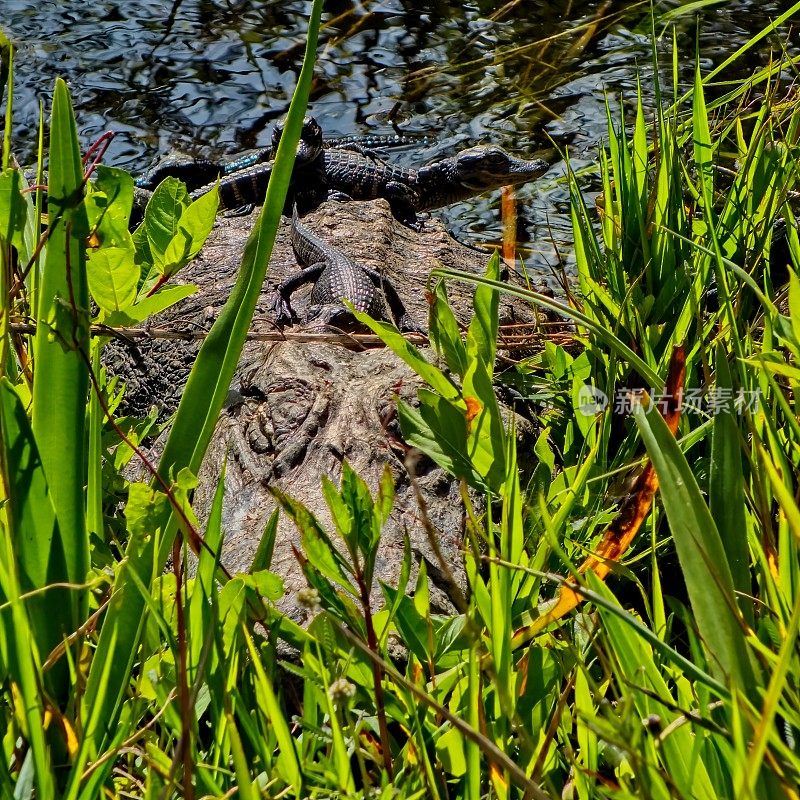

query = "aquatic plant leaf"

[
  {"left": 428, "top": 278, "right": 467, "bottom": 377},
  {"left": 710, "top": 343, "right": 752, "bottom": 624},
  {"left": 30, "top": 77, "right": 90, "bottom": 674},
  {"left": 87, "top": 246, "right": 138, "bottom": 314},
  {"left": 633, "top": 391, "right": 757, "bottom": 692},
  {"left": 103, "top": 283, "right": 198, "bottom": 326}
]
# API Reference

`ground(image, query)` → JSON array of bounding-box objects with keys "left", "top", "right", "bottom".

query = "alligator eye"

[
  {"left": 484, "top": 149, "right": 510, "bottom": 166},
  {"left": 458, "top": 146, "right": 509, "bottom": 169}
]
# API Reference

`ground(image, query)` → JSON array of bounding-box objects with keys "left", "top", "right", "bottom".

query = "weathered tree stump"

[{"left": 108, "top": 199, "right": 543, "bottom": 619}]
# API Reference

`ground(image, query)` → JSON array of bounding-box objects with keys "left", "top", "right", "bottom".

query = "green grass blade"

[
  {"left": 0, "top": 379, "right": 71, "bottom": 666},
  {"left": 243, "top": 627, "right": 302, "bottom": 794},
  {"left": 1, "top": 36, "right": 11, "bottom": 171},
  {"left": 709, "top": 345, "right": 752, "bottom": 625},
  {"left": 0, "top": 381, "right": 58, "bottom": 798},
  {"left": 588, "top": 574, "right": 719, "bottom": 800},
  {"left": 0, "top": 553, "right": 54, "bottom": 799},
  {"left": 30, "top": 77, "right": 90, "bottom": 655},
  {"left": 75, "top": 0, "right": 324, "bottom": 769},
  {"left": 86, "top": 345, "right": 104, "bottom": 539},
  {"left": 632, "top": 399, "right": 756, "bottom": 692},
  {"left": 431, "top": 269, "right": 664, "bottom": 389},
  {"left": 225, "top": 712, "right": 258, "bottom": 800},
  {"left": 739, "top": 586, "right": 800, "bottom": 798}
]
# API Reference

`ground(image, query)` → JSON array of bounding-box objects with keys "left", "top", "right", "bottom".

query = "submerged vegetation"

[{"left": 1, "top": 4, "right": 800, "bottom": 799}]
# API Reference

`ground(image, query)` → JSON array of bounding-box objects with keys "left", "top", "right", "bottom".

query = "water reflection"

[{"left": 2, "top": 0, "right": 798, "bottom": 270}]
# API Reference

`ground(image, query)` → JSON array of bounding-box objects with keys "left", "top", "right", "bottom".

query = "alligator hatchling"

[
  {"left": 197, "top": 116, "right": 550, "bottom": 224},
  {"left": 271, "top": 205, "right": 421, "bottom": 332},
  {"left": 134, "top": 115, "right": 549, "bottom": 226},
  {"left": 134, "top": 116, "right": 425, "bottom": 194},
  {"left": 133, "top": 115, "right": 549, "bottom": 330}
]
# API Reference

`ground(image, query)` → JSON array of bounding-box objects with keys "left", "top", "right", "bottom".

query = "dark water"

[{"left": 2, "top": 0, "right": 799, "bottom": 271}]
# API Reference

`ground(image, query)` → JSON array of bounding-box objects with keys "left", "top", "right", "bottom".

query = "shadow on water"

[{"left": 2, "top": 0, "right": 798, "bottom": 273}]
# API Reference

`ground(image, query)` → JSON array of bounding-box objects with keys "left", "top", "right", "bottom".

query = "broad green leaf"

[
  {"left": 161, "top": 184, "right": 219, "bottom": 277},
  {"left": 322, "top": 473, "right": 354, "bottom": 541},
  {"left": 103, "top": 283, "right": 198, "bottom": 326},
  {"left": 143, "top": 177, "right": 190, "bottom": 266},
  {"left": 87, "top": 246, "right": 138, "bottom": 314},
  {"left": 436, "top": 727, "right": 467, "bottom": 777},
  {"left": 85, "top": 165, "right": 135, "bottom": 247},
  {"left": 462, "top": 351, "right": 506, "bottom": 492},
  {"left": 340, "top": 461, "right": 378, "bottom": 564},
  {"left": 398, "top": 392, "right": 488, "bottom": 491},
  {"left": 124, "top": 482, "right": 171, "bottom": 540},
  {"left": 240, "top": 570, "right": 284, "bottom": 601},
  {"left": 381, "top": 587, "right": 429, "bottom": 664},
  {"left": 375, "top": 464, "right": 394, "bottom": 530}
]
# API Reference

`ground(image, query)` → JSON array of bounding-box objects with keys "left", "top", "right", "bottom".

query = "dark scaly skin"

[
  {"left": 135, "top": 114, "right": 550, "bottom": 227},
  {"left": 134, "top": 117, "right": 324, "bottom": 191},
  {"left": 199, "top": 141, "right": 549, "bottom": 223},
  {"left": 411, "top": 145, "right": 550, "bottom": 210},
  {"left": 134, "top": 116, "right": 427, "bottom": 191},
  {"left": 271, "top": 206, "right": 419, "bottom": 332},
  {"left": 222, "top": 129, "right": 430, "bottom": 174}
]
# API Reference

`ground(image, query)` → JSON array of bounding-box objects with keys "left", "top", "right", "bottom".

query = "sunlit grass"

[{"left": 0, "top": 11, "right": 799, "bottom": 800}]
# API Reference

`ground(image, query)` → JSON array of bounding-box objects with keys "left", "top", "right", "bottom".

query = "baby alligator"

[
  {"left": 187, "top": 115, "right": 548, "bottom": 223},
  {"left": 270, "top": 205, "right": 420, "bottom": 332},
  {"left": 135, "top": 116, "right": 427, "bottom": 193}
]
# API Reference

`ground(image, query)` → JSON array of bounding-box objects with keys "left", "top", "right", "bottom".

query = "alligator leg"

[
  {"left": 383, "top": 181, "right": 422, "bottom": 228},
  {"left": 270, "top": 263, "right": 325, "bottom": 326},
  {"left": 362, "top": 266, "right": 425, "bottom": 334}
]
